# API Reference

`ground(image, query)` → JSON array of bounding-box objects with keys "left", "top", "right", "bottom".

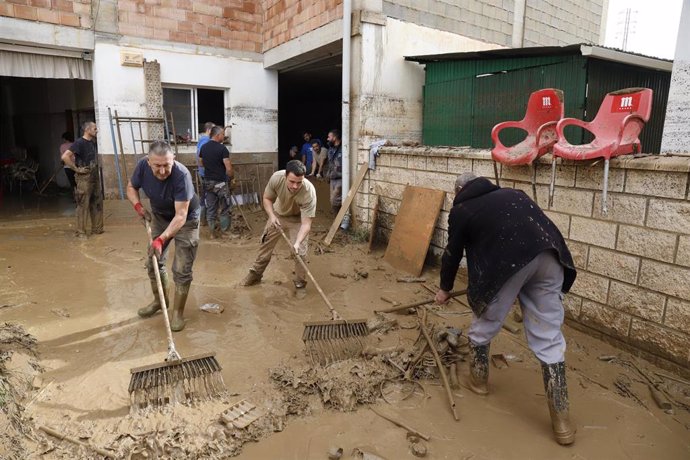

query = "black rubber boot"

[
  {"left": 170, "top": 283, "right": 190, "bottom": 332},
  {"left": 138, "top": 271, "right": 169, "bottom": 318},
  {"left": 468, "top": 342, "right": 490, "bottom": 395},
  {"left": 541, "top": 361, "right": 575, "bottom": 445}
]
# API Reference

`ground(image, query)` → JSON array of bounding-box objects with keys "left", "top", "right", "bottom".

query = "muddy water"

[{"left": 1, "top": 200, "right": 689, "bottom": 459}]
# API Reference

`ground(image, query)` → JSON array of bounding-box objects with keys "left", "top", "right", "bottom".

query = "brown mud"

[{"left": 0, "top": 199, "right": 689, "bottom": 459}]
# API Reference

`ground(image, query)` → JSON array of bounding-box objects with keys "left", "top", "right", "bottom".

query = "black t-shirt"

[
  {"left": 70, "top": 137, "right": 97, "bottom": 167},
  {"left": 130, "top": 158, "right": 200, "bottom": 221},
  {"left": 199, "top": 141, "right": 230, "bottom": 182}
]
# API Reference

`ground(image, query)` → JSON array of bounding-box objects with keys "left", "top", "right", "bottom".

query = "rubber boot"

[
  {"left": 541, "top": 361, "right": 575, "bottom": 445},
  {"left": 468, "top": 342, "right": 490, "bottom": 395},
  {"left": 170, "top": 283, "right": 190, "bottom": 332},
  {"left": 208, "top": 221, "right": 218, "bottom": 239},
  {"left": 138, "top": 271, "right": 169, "bottom": 318}
]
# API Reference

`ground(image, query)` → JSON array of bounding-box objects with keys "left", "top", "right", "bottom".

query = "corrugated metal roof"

[{"left": 406, "top": 44, "right": 673, "bottom": 72}]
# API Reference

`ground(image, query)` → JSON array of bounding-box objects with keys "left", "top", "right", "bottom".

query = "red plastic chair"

[
  {"left": 550, "top": 87, "right": 653, "bottom": 213},
  {"left": 491, "top": 88, "right": 564, "bottom": 201}
]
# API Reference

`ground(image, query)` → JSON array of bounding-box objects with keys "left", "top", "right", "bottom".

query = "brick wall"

[
  {"left": 262, "top": 0, "right": 342, "bottom": 51},
  {"left": 355, "top": 147, "right": 690, "bottom": 376},
  {"left": 382, "top": 0, "right": 601, "bottom": 47},
  {"left": 0, "top": 0, "right": 94, "bottom": 29},
  {"left": 117, "top": 0, "right": 262, "bottom": 52}
]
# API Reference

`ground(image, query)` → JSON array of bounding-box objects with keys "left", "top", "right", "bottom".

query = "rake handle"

[
  {"left": 145, "top": 221, "right": 181, "bottom": 361},
  {"left": 375, "top": 289, "right": 468, "bottom": 313},
  {"left": 277, "top": 226, "right": 342, "bottom": 321}
]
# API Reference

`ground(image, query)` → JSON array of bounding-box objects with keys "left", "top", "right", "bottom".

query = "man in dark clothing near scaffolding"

[
  {"left": 197, "top": 121, "right": 215, "bottom": 226},
  {"left": 435, "top": 172, "right": 577, "bottom": 446},
  {"left": 326, "top": 129, "right": 343, "bottom": 214},
  {"left": 61, "top": 121, "right": 103, "bottom": 238},
  {"left": 199, "top": 125, "right": 233, "bottom": 238},
  {"left": 127, "top": 141, "right": 201, "bottom": 332}
]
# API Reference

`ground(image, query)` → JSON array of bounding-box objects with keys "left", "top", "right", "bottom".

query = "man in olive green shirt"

[{"left": 242, "top": 160, "right": 317, "bottom": 289}]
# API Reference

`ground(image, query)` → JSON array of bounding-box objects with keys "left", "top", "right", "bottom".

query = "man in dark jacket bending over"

[{"left": 435, "top": 172, "right": 577, "bottom": 446}]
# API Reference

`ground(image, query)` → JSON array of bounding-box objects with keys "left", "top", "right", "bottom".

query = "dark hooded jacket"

[{"left": 440, "top": 177, "right": 576, "bottom": 317}]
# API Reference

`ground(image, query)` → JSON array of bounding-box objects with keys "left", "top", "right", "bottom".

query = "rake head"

[
  {"left": 302, "top": 319, "right": 369, "bottom": 365},
  {"left": 128, "top": 352, "right": 226, "bottom": 413}
]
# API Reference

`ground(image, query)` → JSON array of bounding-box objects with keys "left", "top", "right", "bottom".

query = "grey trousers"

[
  {"left": 146, "top": 213, "right": 200, "bottom": 285},
  {"left": 468, "top": 250, "right": 567, "bottom": 364}
]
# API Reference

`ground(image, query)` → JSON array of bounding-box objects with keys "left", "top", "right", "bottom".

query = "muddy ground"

[{"left": 1, "top": 194, "right": 689, "bottom": 459}]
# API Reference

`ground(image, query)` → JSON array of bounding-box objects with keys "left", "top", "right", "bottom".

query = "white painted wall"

[
  {"left": 93, "top": 42, "right": 278, "bottom": 156},
  {"left": 353, "top": 18, "right": 503, "bottom": 158}
]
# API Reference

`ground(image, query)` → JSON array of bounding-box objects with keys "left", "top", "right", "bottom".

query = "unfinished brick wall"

[
  {"left": 262, "top": 0, "right": 343, "bottom": 51},
  {"left": 117, "top": 0, "right": 262, "bottom": 52},
  {"left": 0, "top": 0, "right": 94, "bottom": 28},
  {"left": 355, "top": 147, "right": 690, "bottom": 375}
]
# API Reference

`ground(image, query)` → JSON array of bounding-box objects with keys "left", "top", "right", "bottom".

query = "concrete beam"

[
  {"left": 0, "top": 16, "right": 95, "bottom": 51},
  {"left": 263, "top": 19, "right": 343, "bottom": 70}
]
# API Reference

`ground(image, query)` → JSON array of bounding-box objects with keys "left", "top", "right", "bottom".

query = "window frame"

[{"left": 162, "top": 85, "right": 228, "bottom": 142}]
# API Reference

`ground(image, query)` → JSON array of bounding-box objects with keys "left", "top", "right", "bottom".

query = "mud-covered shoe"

[
  {"left": 293, "top": 280, "right": 307, "bottom": 289},
  {"left": 542, "top": 361, "right": 575, "bottom": 445},
  {"left": 468, "top": 342, "right": 490, "bottom": 395},
  {"left": 137, "top": 273, "right": 170, "bottom": 318},
  {"left": 170, "top": 283, "right": 190, "bottom": 332},
  {"left": 241, "top": 270, "right": 262, "bottom": 286}
]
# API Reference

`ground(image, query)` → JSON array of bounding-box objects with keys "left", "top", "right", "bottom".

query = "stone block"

[
  {"left": 378, "top": 196, "right": 400, "bottom": 215},
  {"left": 543, "top": 210, "right": 570, "bottom": 238},
  {"left": 563, "top": 293, "right": 582, "bottom": 319},
  {"left": 617, "top": 225, "right": 677, "bottom": 263},
  {"left": 625, "top": 170, "right": 688, "bottom": 199},
  {"left": 376, "top": 154, "right": 391, "bottom": 167},
  {"left": 608, "top": 281, "right": 665, "bottom": 322},
  {"left": 14, "top": 4, "right": 37, "bottom": 20},
  {"left": 370, "top": 180, "right": 405, "bottom": 200},
  {"left": 664, "top": 297, "right": 690, "bottom": 334},
  {"left": 639, "top": 260, "right": 690, "bottom": 301},
  {"left": 646, "top": 199, "right": 690, "bottom": 234},
  {"left": 580, "top": 301, "right": 631, "bottom": 338},
  {"left": 472, "top": 159, "right": 495, "bottom": 178},
  {"left": 437, "top": 210, "right": 450, "bottom": 230},
  {"left": 500, "top": 164, "right": 533, "bottom": 182},
  {"left": 550, "top": 188, "right": 594, "bottom": 217},
  {"left": 389, "top": 154, "right": 408, "bottom": 168},
  {"left": 630, "top": 319, "right": 690, "bottom": 366},
  {"left": 565, "top": 239, "right": 588, "bottom": 268},
  {"left": 407, "top": 155, "right": 425, "bottom": 170},
  {"left": 592, "top": 193, "right": 647, "bottom": 225},
  {"left": 448, "top": 157, "right": 473, "bottom": 174},
  {"left": 426, "top": 156, "right": 448, "bottom": 172},
  {"left": 414, "top": 170, "right": 455, "bottom": 192},
  {"left": 575, "top": 163, "right": 624, "bottom": 192},
  {"left": 587, "top": 247, "right": 639, "bottom": 284},
  {"left": 569, "top": 270, "right": 609, "bottom": 304},
  {"left": 676, "top": 236, "right": 690, "bottom": 267},
  {"left": 536, "top": 162, "right": 576, "bottom": 186},
  {"left": 569, "top": 216, "right": 617, "bottom": 249}
]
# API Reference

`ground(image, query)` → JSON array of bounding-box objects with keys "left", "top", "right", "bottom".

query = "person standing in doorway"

[
  {"left": 197, "top": 122, "right": 215, "bottom": 226},
  {"left": 300, "top": 131, "right": 316, "bottom": 176},
  {"left": 312, "top": 139, "right": 328, "bottom": 179},
  {"left": 435, "top": 172, "right": 577, "bottom": 446},
  {"left": 199, "top": 126, "right": 233, "bottom": 238},
  {"left": 325, "top": 129, "right": 342, "bottom": 214},
  {"left": 241, "top": 160, "right": 316, "bottom": 291},
  {"left": 59, "top": 132, "right": 76, "bottom": 193},
  {"left": 128, "top": 141, "right": 201, "bottom": 332},
  {"left": 61, "top": 121, "right": 103, "bottom": 238}
]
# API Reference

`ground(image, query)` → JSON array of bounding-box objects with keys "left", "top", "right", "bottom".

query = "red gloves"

[
  {"left": 133, "top": 203, "right": 152, "bottom": 222},
  {"left": 149, "top": 236, "right": 166, "bottom": 258}
]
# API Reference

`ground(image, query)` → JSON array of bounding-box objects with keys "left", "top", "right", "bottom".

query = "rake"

[
  {"left": 128, "top": 221, "right": 226, "bottom": 412},
  {"left": 278, "top": 227, "right": 368, "bottom": 365}
]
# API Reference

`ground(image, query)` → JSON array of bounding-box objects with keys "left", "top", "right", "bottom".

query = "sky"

[{"left": 604, "top": 0, "right": 684, "bottom": 59}]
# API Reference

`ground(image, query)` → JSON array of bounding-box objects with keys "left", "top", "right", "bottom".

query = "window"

[{"left": 162, "top": 87, "right": 225, "bottom": 141}]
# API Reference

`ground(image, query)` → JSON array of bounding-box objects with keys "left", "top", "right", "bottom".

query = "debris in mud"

[
  {"left": 200, "top": 303, "right": 224, "bottom": 314},
  {"left": 50, "top": 308, "right": 71, "bottom": 318},
  {"left": 366, "top": 314, "right": 399, "bottom": 334},
  {"left": 0, "top": 323, "right": 42, "bottom": 459},
  {"left": 328, "top": 446, "right": 344, "bottom": 460},
  {"left": 270, "top": 358, "right": 399, "bottom": 413}
]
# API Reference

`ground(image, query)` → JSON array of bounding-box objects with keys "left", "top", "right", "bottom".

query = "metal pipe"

[
  {"left": 341, "top": 0, "right": 352, "bottom": 209},
  {"left": 512, "top": 0, "right": 526, "bottom": 48},
  {"left": 107, "top": 107, "right": 125, "bottom": 199}
]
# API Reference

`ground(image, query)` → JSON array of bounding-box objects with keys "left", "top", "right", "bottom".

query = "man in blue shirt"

[
  {"left": 127, "top": 141, "right": 201, "bottom": 332},
  {"left": 199, "top": 126, "right": 233, "bottom": 238},
  {"left": 300, "top": 131, "right": 316, "bottom": 176},
  {"left": 196, "top": 122, "right": 215, "bottom": 225}
]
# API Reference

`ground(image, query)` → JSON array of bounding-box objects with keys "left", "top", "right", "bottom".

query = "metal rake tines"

[{"left": 302, "top": 320, "right": 369, "bottom": 365}]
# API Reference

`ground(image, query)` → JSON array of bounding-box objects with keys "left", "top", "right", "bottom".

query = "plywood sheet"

[{"left": 384, "top": 186, "right": 445, "bottom": 276}]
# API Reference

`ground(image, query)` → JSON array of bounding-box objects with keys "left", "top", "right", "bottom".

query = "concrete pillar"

[{"left": 661, "top": 0, "right": 690, "bottom": 155}]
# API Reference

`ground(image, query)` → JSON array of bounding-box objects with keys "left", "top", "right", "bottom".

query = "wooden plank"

[
  {"left": 323, "top": 163, "right": 369, "bottom": 246},
  {"left": 383, "top": 186, "right": 445, "bottom": 276}
]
